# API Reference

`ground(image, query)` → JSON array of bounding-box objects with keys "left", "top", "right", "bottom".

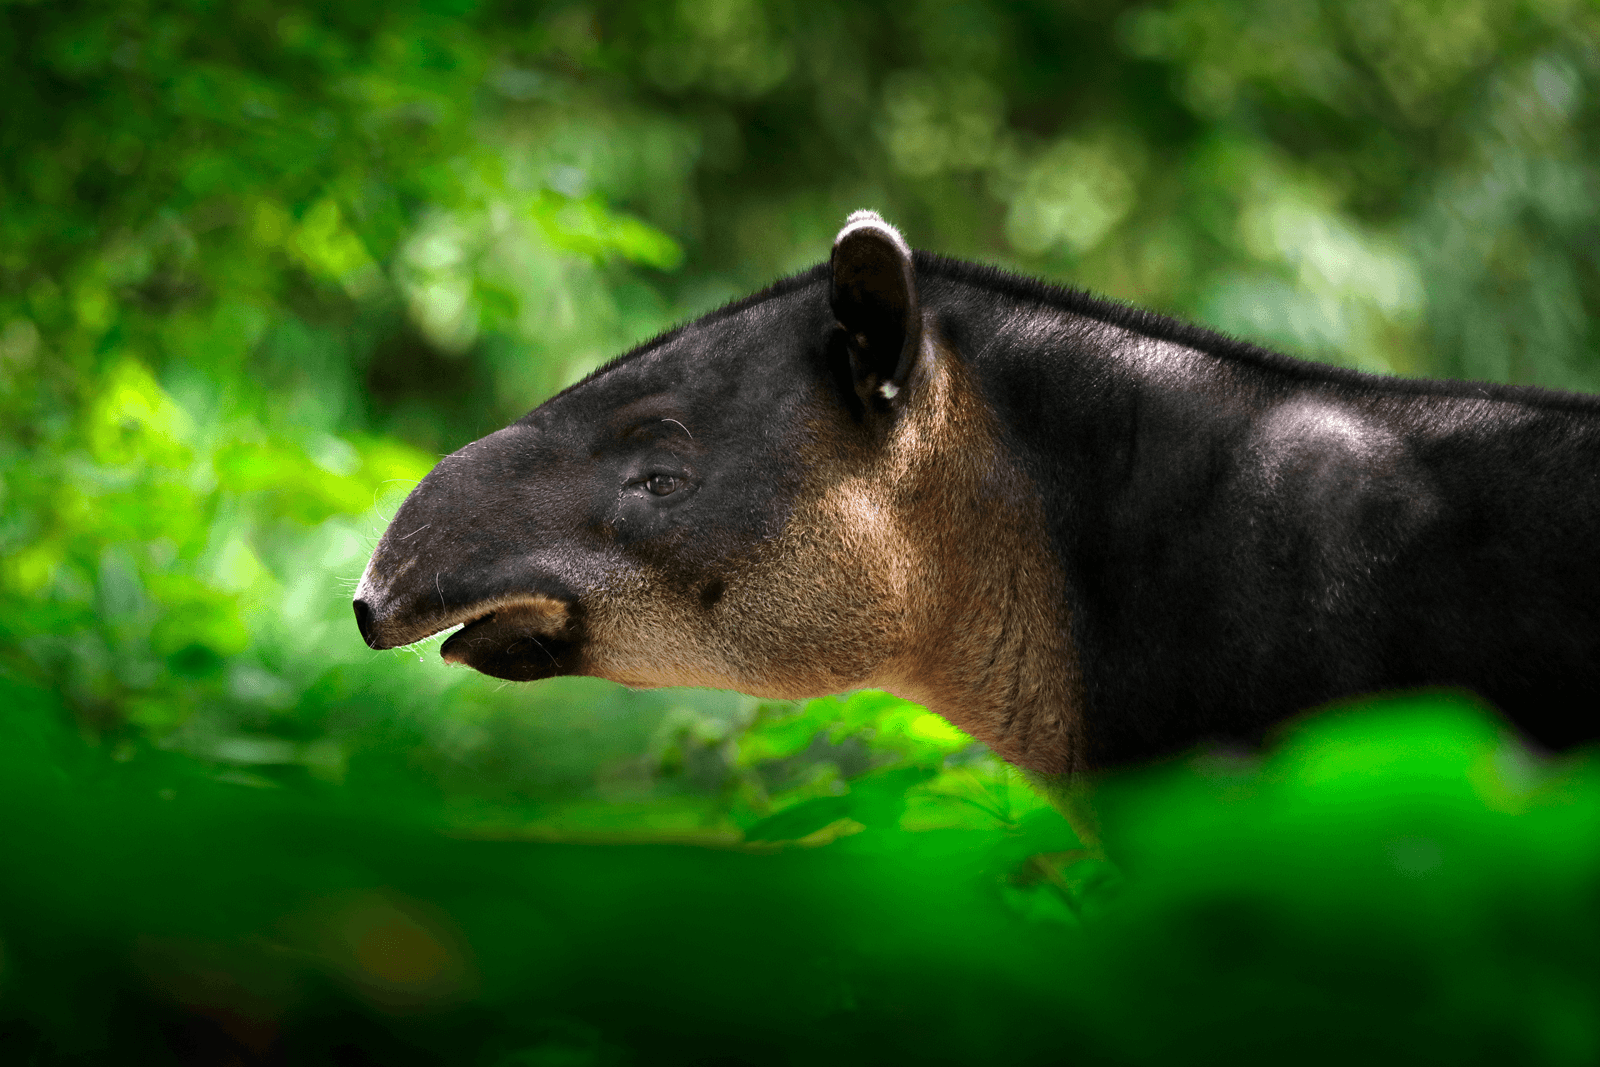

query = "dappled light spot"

[{"left": 306, "top": 891, "right": 477, "bottom": 1012}]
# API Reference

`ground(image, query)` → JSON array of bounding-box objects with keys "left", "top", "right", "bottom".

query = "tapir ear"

[{"left": 830, "top": 210, "right": 922, "bottom": 408}]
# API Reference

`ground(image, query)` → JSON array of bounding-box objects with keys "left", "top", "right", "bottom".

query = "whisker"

[{"left": 531, "top": 635, "right": 560, "bottom": 668}]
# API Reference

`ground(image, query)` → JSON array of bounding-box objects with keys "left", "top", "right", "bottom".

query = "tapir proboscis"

[{"left": 356, "top": 210, "right": 1600, "bottom": 790}]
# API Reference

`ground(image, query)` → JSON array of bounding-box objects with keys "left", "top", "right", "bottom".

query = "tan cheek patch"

[
  {"left": 579, "top": 489, "right": 912, "bottom": 697},
  {"left": 576, "top": 416, "right": 926, "bottom": 697}
]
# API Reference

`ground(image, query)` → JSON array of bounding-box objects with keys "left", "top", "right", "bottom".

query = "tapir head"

[{"left": 355, "top": 212, "right": 1080, "bottom": 771}]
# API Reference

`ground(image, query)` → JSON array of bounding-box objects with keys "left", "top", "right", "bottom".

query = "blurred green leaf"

[{"left": 743, "top": 794, "right": 854, "bottom": 843}]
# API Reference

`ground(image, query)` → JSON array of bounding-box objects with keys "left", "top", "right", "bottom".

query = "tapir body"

[{"left": 356, "top": 213, "right": 1600, "bottom": 776}]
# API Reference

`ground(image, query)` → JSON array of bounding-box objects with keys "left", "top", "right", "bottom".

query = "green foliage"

[
  {"left": 4, "top": 0, "right": 1600, "bottom": 1061},
  {"left": 1079, "top": 693, "right": 1600, "bottom": 1064},
  {"left": 5, "top": 684, "right": 1600, "bottom": 1064},
  {"left": 730, "top": 691, "right": 1052, "bottom": 844}
]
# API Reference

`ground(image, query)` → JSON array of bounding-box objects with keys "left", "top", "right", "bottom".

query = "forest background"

[{"left": 5, "top": 0, "right": 1600, "bottom": 1063}]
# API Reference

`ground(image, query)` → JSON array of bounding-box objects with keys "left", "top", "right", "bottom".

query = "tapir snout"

[{"left": 353, "top": 423, "right": 603, "bottom": 680}]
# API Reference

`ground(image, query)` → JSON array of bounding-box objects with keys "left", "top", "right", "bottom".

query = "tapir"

[{"left": 355, "top": 210, "right": 1600, "bottom": 784}]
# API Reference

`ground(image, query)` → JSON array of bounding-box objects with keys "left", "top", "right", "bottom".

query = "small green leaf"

[
  {"left": 743, "top": 795, "right": 854, "bottom": 843},
  {"left": 848, "top": 767, "right": 938, "bottom": 829}
]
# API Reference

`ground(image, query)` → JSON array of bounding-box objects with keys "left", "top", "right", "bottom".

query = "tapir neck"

[
  {"left": 904, "top": 281, "right": 1253, "bottom": 772},
  {"left": 873, "top": 339, "right": 1090, "bottom": 776}
]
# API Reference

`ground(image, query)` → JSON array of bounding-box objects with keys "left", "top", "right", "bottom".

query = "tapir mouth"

[{"left": 436, "top": 597, "right": 581, "bottom": 682}]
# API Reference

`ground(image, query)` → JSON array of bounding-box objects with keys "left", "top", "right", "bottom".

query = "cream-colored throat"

[{"left": 866, "top": 347, "right": 1086, "bottom": 775}]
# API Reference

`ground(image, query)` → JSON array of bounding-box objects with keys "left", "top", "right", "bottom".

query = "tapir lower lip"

[
  {"left": 438, "top": 607, "right": 580, "bottom": 682},
  {"left": 438, "top": 612, "right": 494, "bottom": 660}
]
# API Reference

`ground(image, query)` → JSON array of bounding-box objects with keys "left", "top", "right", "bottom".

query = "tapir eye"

[{"left": 645, "top": 473, "right": 682, "bottom": 496}]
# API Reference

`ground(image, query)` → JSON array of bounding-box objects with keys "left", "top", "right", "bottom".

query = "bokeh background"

[{"left": 4, "top": 1, "right": 1600, "bottom": 1063}]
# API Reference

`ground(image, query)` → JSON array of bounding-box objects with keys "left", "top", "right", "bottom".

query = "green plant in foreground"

[{"left": 3, "top": 681, "right": 1598, "bottom": 1065}]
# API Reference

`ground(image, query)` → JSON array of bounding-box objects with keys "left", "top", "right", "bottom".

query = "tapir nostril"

[{"left": 353, "top": 598, "right": 379, "bottom": 648}]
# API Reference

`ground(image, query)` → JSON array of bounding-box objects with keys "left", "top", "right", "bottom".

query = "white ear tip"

[{"left": 834, "top": 209, "right": 911, "bottom": 258}]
